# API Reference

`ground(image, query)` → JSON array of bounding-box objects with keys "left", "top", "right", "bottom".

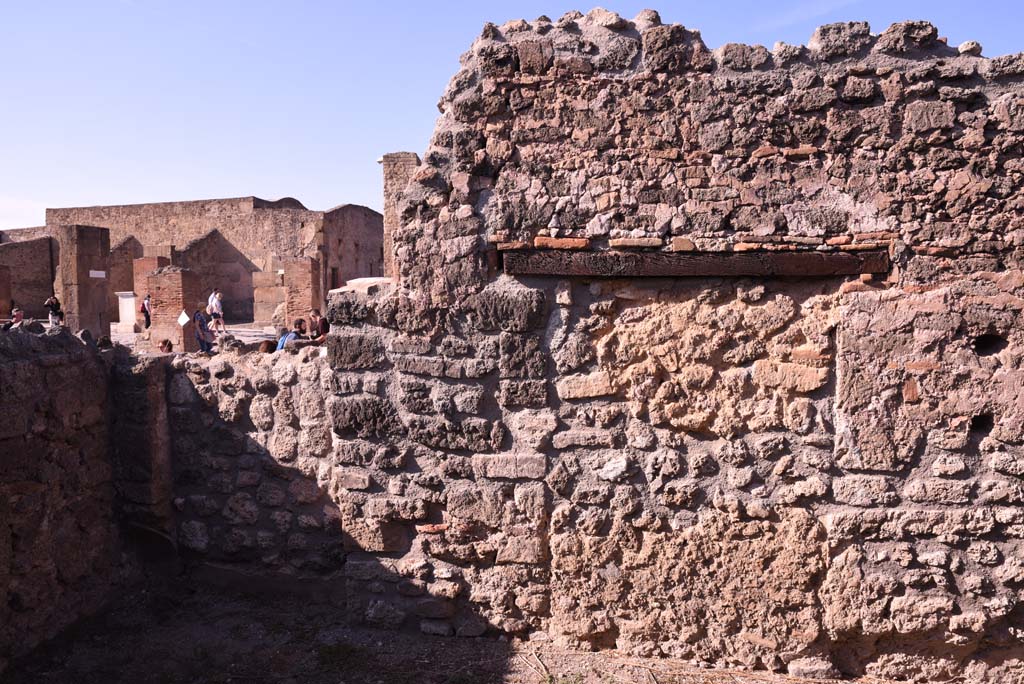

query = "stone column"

[
  {"left": 147, "top": 266, "right": 202, "bottom": 352},
  {"left": 54, "top": 224, "right": 111, "bottom": 338},
  {"left": 283, "top": 256, "right": 321, "bottom": 325},
  {"left": 380, "top": 152, "right": 420, "bottom": 280}
]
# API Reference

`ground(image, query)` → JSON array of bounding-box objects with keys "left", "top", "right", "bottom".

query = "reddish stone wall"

[
  {"left": 0, "top": 226, "right": 52, "bottom": 244},
  {"left": 381, "top": 152, "right": 420, "bottom": 279},
  {"left": 283, "top": 257, "right": 322, "bottom": 324},
  {"left": 321, "top": 204, "right": 385, "bottom": 290},
  {"left": 133, "top": 256, "right": 170, "bottom": 329},
  {"left": 147, "top": 267, "right": 202, "bottom": 352},
  {"left": 0, "top": 332, "right": 124, "bottom": 674},
  {"left": 46, "top": 198, "right": 382, "bottom": 322},
  {"left": 173, "top": 230, "right": 258, "bottom": 321},
  {"left": 252, "top": 270, "right": 285, "bottom": 326},
  {"left": 109, "top": 237, "right": 143, "bottom": 320},
  {"left": 55, "top": 225, "right": 110, "bottom": 338},
  {"left": 0, "top": 237, "right": 54, "bottom": 318},
  {"left": 47, "top": 197, "right": 318, "bottom": 271}
]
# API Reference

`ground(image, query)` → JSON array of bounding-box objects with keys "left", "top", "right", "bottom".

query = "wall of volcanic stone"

[
  {"left": 0, "top": 332, "right": 125, "bottom": 674},
  {"left": 148, "top": 9, "right": 1024, "bottom": 684}
]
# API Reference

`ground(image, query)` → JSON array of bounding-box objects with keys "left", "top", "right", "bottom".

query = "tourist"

[
  {"left": 207, "top": 289, "right": 227, "bottom": 336},
  {"left": 275, "top": 318, "right": 306, "bottom": 351},
  {"left": 158, "top": 339, "right": 173, "bottom": 353},
  {"left": 193, "top": 308, "right": 215, "bottom": 354},
  {"left": 2, "top": 306, "right": 24, "bottom": 331},
  {"left": 308, "top": 309, "right": 329, "bottom": 344},
  {"left": 141, "top": 294, "right": 152, "bottom": 329},
  {"left": 43, "top": 295, "right": 63, "bottom": 327},
  {"left": 257, "top": 340, "right": 275, "bottom": 353}
]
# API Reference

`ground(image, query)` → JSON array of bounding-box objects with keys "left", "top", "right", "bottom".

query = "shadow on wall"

[
  {"left": 175, "top": 230, "right": 260, "bottom": 322},
  {"left": 164, "top": 348, "right": 513, "bottom": 675}
]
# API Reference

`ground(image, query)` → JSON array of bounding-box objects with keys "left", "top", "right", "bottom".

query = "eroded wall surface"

[
  {"left": 0, "top": 333, "right": 125, "bottom": 673},
  {"left": 163, "top": 270, "right": 1024, "bottom": 682},
  {"left": 286, "top": 11, "right": 1024, "bottom": 681},
  {"left": 322, "top": 205, "right": 386, "bottom": 288},
  {"left": 6, "top": 10, "right": 1024, "bottom": 684}
]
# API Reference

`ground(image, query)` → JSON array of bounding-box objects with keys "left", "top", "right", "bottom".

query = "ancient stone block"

[
  {"left": 498, "top": 379, "right": 548, "bottom": 408},
  {"left": 499, "top": 332, "right": 546, "bottom": 379},
  {"left": 468, "top": 279, "right": 546, "bottom": 332},
  {"left": 903, "top": 100, "right": 956, "bottom": 132},
  {"left": 471, "top": 453, "right": 547, "bottom": 480},
  {"left": 328, "top": 394, "right": 403, "bottom": 438},
  {"left": 556, "top": 371, "right": 615, "bottom": 399},
  {"left": 326, "top": 332, "right": 385, "bottom": 370}
]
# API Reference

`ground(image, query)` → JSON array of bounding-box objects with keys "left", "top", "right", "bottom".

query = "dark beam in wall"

[{"left": 502, "top": 249, "right": 890, "bottom": 278}]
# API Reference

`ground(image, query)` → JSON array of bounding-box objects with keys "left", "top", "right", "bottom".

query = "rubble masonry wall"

[
  {"left": 162, "top": 11, "right": 1024, "bottom": 682},
  {"left": 0, "top": 333, "right": 125, "bottom": 673}
]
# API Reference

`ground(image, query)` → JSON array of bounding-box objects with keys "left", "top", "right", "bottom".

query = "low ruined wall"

[{"left": 0, "top": 331, "right": 126, "bottom": 673}]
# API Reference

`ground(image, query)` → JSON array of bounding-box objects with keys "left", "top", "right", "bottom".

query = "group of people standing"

[{"left": 192, "top": 288, "right": 226, "bottom": 353}]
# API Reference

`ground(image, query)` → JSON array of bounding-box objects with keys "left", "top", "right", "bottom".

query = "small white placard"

[
  {"left": 177, "top": 310, "right": 190, "bottom": 327},
  {"left": 89, "top": 270, "right": 106, "bottom": 279}
]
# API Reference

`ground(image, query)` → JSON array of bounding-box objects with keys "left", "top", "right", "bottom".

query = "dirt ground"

[{"left": 5, "top": 581, "right": 887, "bottom": 684}]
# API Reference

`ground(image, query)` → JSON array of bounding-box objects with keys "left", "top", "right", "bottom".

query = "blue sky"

[{"left": 1, "top": 0, "right": 1021, "bottom": 229}]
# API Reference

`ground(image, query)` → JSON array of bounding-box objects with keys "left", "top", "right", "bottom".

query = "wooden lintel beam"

[{"left": 502, "top": 249, "right": 890, "bottom": 278}]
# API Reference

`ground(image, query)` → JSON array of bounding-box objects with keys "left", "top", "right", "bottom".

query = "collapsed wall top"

[{"left": 389, "top": 8, "right": 1024, "bottom": 309}]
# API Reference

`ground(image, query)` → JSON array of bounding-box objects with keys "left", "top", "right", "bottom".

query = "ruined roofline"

[
  {"left": 0, "top": 225, "right": 50, "bottom": 242},
  {"left": 459, "top": 9, "right": 1016, "bottom": 79},
  {"left": 46, "top": 195, "right": 312, "bottom": 215},
  {"left": 323, "top": 202, "right": 383, "bottom": 218}
]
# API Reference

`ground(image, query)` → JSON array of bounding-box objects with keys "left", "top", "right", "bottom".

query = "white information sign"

[
  {"left": 177, "top": 310, "right": 190, "bottom": 327},
  {"left": 88, "top": 270, "right": 106, "bottom": 279}
]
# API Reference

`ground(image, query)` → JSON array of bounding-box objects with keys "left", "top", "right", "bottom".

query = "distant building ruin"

[{"left": 0, "top": 196, "right": 383, "bottom": 333}]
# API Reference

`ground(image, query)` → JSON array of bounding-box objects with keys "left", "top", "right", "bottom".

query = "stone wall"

[
  {"left": 283, "top": 257, "right": 322, "bottom": 325},
  {"left": 174, "top": 230, "right": 259, "bottom": 321},
  {"left": 7, "top": 11, "right": 1024, "bottom": 684},
  {"left": 147, "top": 266, "right": 203, "bottom": 353},
  {"left": 0, "top": 331, "right": 127, "bottom": 674},
  {"left": 47, "top": 197, "right": 314, "bottom": 271},
  {"left": 109, "top": 237, "right": 143, "bottom": 322},
  {"left": 266, "top": 12, "right": 1021, "bottom": 682},
  {"left": 381, "top": 152, "right": 421, "bottom": 279},
  {"left": 321, "top": 204, "right": 386, "bottom": 290},
  {"left": 0, "top": 236, "right": 54, "bottom": 318},
  {"left": 54, "top": 225, "right": 111, "bottom": 338}
]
